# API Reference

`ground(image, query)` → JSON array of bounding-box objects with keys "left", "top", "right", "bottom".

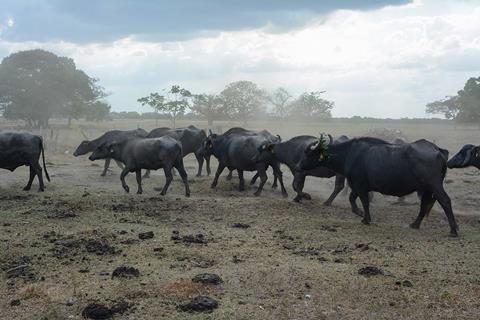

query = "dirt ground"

[{"left": 1, "top": 119, "right": 480, "bottom": 320}]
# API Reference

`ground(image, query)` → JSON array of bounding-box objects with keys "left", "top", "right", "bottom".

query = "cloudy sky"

[{"left": 1, "top": 0, "right": 480, "bottom": 118}]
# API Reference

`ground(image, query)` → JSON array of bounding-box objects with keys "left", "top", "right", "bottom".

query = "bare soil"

[{"left": 1, "top": 119, "right": 480, "bottom": 320}]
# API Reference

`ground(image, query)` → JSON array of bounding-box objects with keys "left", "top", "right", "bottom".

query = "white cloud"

[{"left": 1, "top": 0, "right": 480, "bottom": 117}]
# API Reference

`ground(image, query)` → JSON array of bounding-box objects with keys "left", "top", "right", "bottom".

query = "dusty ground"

[{"left": 1, "top": 119, "right": 480, "bottom": 320}]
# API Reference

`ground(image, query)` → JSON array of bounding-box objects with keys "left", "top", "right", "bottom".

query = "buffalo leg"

[
  {"left": 160, "top": 166, "right": 174, "bottom": 195},
  {"left": 211, "top": 163, "right": 226, "bottom": 188},
  {"left": 35, "top": 163, "right": 45, "bottom": 192},
  {"left": 143, "top": 169, "right": 151, "bottom": 179},
  {"left": 101, "top": 158, "right": 111, "bottom": 176},
  {"left": 135, "top": 170, "right": 143, "bottom": 194},
  {"left": 238, "top": 170, "right": 246, "bottom": 191},
  {"left": 120, "top": 168, "right": 130, "bottom": 193},
  {"left": 23, "top": 166, "right": 36, "bottom": 191},
  {"left": 205, "top": 155, "right": 211, "bottom": 176},
  {"left": 174, "top": 160, "right": 191, "bottom": 197},
  {"left": 410, "top": 192, "right": 435, "bottom": 229},
  {"left": 432, "top": 187, "right": 458, "bottom": 236},
  {"left": 271, "top": 163, "right": 287, "bottom": 197},
  {"left": 253, "top": 166, "right": 268, "bottom": 196},
  {"left": 349, "top": 191, "right": 363, "bottom": 217},
  {"left": 324, "top": 175, "right": 346, "bottom": 206},
  {"left": 358, "top": 192, "right": 371, "bottom": 224},
  {"left": 271, "top": 167, "right": 278, "bottom": 189},
  {"left": 250, "top": 172, "right": 259, "bottom": 185},
  {"left": 292, "top": 172, "right": 310, "bottom": 202},
  {"left": 195, "top": 153, "right": 204, "bottom": 177},
  {"left": 226, "top": 170, "right": 233, "bottom": 181},
  {"left": 114, "top": 160, "right": 124, "bottom": 170}
]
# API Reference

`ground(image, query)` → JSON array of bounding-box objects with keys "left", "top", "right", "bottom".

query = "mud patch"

[
  {"left": 177, "top": 296, "right": 219, "bottom": 313},
  {"left": 192, "top": 273, "right": 223, "bottom": 285},
  {"left": 112, "top": 266, "right": 140, "bottom": 279},
  {"left": 171, "top": 231, "right": 208, "bottom": 245},
  {"left": 358, "top": 266, "right": 394, "bottom": 277}
]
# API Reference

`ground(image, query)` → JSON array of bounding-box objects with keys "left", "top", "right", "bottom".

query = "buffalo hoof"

[
  {"left": 23, "top": 186, "right": 31, "bottom": 191},
  {"left": 352, "top": 210, "right": 364, "bottom": 217},
  {"left": 302, "top": 193, "right": 312, "bottom": 200},
  {"left": 449, "top": 231, "right": 459, "bottom": 237},
  {"left": 160, "top": 191, "right": 166, "bottom": 196},
  {"left": 253, "top": 191, "right": 262, "bottom": 197},
  {"left": 185, "top": 192, "right": 191, "bottom": 197},
  {"left": 196, "top": 174, "right": 201, "bottom": 177},
  {"left": 409, "top": 223, "right": 420, "bottom": 229},
  {"left": 137, "top": 190, "right": 143, "bottom": 195},
  {"left": 272, "top": 184, "right": 278, "bottom": 189},
  {"left": 293, "top": 195, "right": 302, "bottom": 202},
  {"left": 38, "top": 188, "right": 45, "bottom": 192},
  {"left": 323, "top": 201, "right": 332, "bottom": 206},
  {"left": 210, "top": 184, "right": 216, "bottom": 189},
  {"left": 123, "top": 186, "right": 130, "bottom": 193},
  {"left": 361, "top": 219, "right": 370, "bottom": 225},
  {"left": 100, "top": 173, "right": 106, "bottom": 177}
]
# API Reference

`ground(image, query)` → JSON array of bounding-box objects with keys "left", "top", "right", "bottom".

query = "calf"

[
  {"left": 73, "top": 128, "right": 147, "bottom": 176},
  {"left": 0, "top": 132, "right": 50, "bottom": 191},
  {"left": 89, "top": 136, "right": 190, "bottom": 197},
  {"left": 298, "top": 136, "right": 458, "bottom": 236}
]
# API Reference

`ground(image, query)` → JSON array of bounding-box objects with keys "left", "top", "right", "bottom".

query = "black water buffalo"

[
  {"left": 205, "top": 128, "right": 287, "bottom": 196},
  {"left": 145, "top": 125, "right": 209, "bottom": 177},
  {"left": 298, "top": 136, "right": 458, "bottom": 236},
  {"left": 255, "top": 135, "right": 349, "bottom": 203},
  {"left": 200, "top": 127, "right": 281, "bottom": 187},
  {"left": 447, "top": 144, "right": 480, "bottom": 169},
  {"left": 89, "top": 136, "right": 190, "bottom": 196},
  {"left": 73, "top": 128, "right": 148, "bottom": 176},
  {"left": 0, "top": 132, "right": 50, "bottom": 191}
]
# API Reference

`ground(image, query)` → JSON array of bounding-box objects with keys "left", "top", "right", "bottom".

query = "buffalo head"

[
  {"left": 447, "top": 144, "right": 480, "bottom": 169},
  {"left": 298, "top": 134, "right": 332, "bottom": 171},
  {"left": 89, "top": 141, "right": 118, "bottom": 161},
  {"left": 73, "top": 140, "right": 92, "bottom": 156}
]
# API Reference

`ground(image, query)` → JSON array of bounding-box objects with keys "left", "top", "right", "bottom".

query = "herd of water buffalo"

[{"left": 0, "top": 125, "right": 479, "bottom": 237}]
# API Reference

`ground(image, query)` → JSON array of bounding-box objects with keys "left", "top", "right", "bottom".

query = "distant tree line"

[
  {"left": 426, "top": 77, "right": 480, "bottom": 124},
  {"left": 0, "top": 49, "right": 335, "bottom": 128},
  {"left": 0, "top": 49, "right": 110, "bottom": 128},
  {"left": 139, "top": 81, "right": 334, "bottom": 127}
]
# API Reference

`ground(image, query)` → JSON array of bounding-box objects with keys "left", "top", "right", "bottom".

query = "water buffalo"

[
  {"left": 0, "top": 132, "right": 50, "bottom": 191},
  {"left": 200, "top": 127, "right": 281, "bottom": 187},
  {"left": 145, "top": 125, "right": 210, "bottom": 177},
  {"left": 89, "top": 136, "right": 190, "bottom": 197},
  {"left": 205, "top": 128, "right": 287, "bottom": 197},
  {"left": 447, "top": 144, "right": 480, "bottom": 169},
  {"left": 255, "top": 135, "right": 349, "bottom": 203},
  {"left": 73, "top": 128, "right": 148, "bottom": 176},
  {"left": 298, "top": 136, "right": 458, "bottom": 236}
]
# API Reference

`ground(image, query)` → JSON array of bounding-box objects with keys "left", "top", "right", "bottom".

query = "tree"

[
  {"left": 0, "top": 49, "right": 107, "bottom": 128},
  {"left": 426, "top": 77, "right": 480, "bottom": 124},
  {"left": 220, "top": 81, "right": 265, "bottom": 126},
  {"left": 138, "top": 92, "right": 165, "bottom": 126},
  {"left": 84, "top": 101, "right": 111, "bottom": 122},
  {"left": 268, "top": 87, "right": 292, "bottom": 118},
  {"left": 289, "top": 91, "right": 333, "bottom": 119},
  {"left": 191, "top": 93, "right": 224, "bottom": 126},
  {"left": 138, "top": 85, "right": 191, "bottom": 128}
]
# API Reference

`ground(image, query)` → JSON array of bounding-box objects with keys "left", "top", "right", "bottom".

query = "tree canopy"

[
  {"left": 0, "top": 49, "right": 109, "bottom": 127},
  {"left": 426, "top": 77, "right": 480, "bottom": 123},
  {"left": 138, "top": 85, "right": 191, "bottom": 127},
  {"left": 191, "top": 93, "right": 224, "bottom": 126},
  {"left": 220, "top": 81, "right": 266, "bottom": 126},
  {"left": 288, "top": 91, "right": 333, "bottom": 119}
]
